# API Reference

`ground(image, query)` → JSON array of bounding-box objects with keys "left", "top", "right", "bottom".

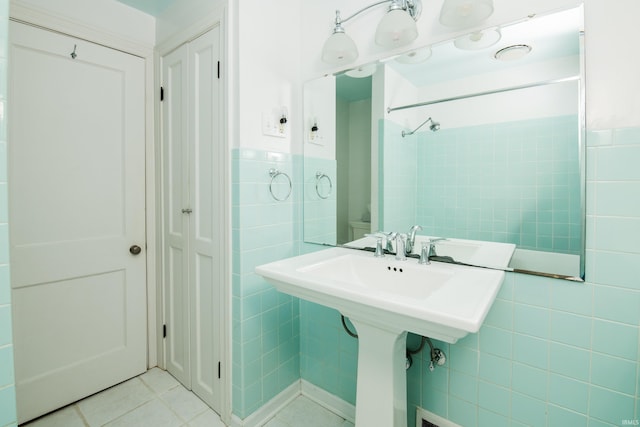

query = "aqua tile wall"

[
  {"left": 379, "top": 119, "right": 419, "bottom": 232},
  {"left": 0, "top": 1, "right": 17, "bottom": 425},
  {"left": 299, "top": 300, "right": 358, "bottom": 405},
  {"left": 296, "top": 127, "right": 640, "bottom": 426},
  {"left": 417, "top": 115, "right": 581, "bottom": 254},
  {"left": 231, "top": 149, "right": 301, "bottom": 418},
  {"left": 303, "top": 157, "right": 337, "bottom": 245},
  {"left": 380, "top": 115, "right": 582, "bottom": 254}
]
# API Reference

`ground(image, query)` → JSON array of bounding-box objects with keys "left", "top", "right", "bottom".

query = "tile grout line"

[{"left": 93, "top": 378, "right": 159, "bottom": 427}]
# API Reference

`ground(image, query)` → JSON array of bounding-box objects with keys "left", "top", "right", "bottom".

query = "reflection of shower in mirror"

[{"left": 401, "top": 116, "right": 440, "bottom": 137}]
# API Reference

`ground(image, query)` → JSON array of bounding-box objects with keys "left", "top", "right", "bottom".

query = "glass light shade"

[
  {"left": 322, "top": 31, "right": 359, "bottom": 65},
  {"left": 453, "top": 28, "right": 501, "bottom": 50},
  {"left": 395, "top": 46, "right": 432, "bottom": 64},
  {"left": 439, "top": 0, "right": 494, "bottom": 28},
  {"left": 375, "top": 9, "right": 418, "bottom": 48}
]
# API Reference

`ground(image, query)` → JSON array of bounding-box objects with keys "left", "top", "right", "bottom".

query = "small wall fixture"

[
  {"left": 309, "top": 121, "right": 320, "bottom": 142},
  {"left": 402, "top": 116, "right": 440, "bottom": 137},
  {"left": 494, "top": 44, "right": 532, "bottom": 61},
  {"left": 439, "top": 0, "right": 494, "bottom": 28},
  {"left": 321, "top": 0, "right": 422, "bottom": 66}
]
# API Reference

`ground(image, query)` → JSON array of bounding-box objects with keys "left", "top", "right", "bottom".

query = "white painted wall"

[
  {"left": 347, "top": 99, "right": 372, "bottom": 225},
  {"left": 584, "top": 0, "right": 640, "bottom": 129},
  {"left": 234, "top": 0, "right": 302, "bottom": 154},
  {"left": 12, "top": 0, "right": 155, "bottom": 47},
  {"left": 384, "top": 57, "right": 579, "bottom": 131},
  {"left": 304, "top": 76, "right": 336, "bottom": 160}
]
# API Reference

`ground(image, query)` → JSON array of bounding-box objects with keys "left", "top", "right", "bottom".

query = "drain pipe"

[{"left": 340, "top": 315, "right": 446, "bottom": 370}]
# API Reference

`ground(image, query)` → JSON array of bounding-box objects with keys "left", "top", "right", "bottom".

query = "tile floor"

[{"left": 21, "top": 368, "right": 354, "bottom": 427}]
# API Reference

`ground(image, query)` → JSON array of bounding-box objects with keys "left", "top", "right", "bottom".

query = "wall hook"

[{"left": 70, "top": 44, "right": 78, "bottom": 59}]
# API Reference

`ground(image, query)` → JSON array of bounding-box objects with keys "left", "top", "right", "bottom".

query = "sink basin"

[
  {"left": 299, "top": 253, "right": 452, "bottom": 300},
  {"left": 257, "top": 246, "right": 505, "bottom": 343},
  {"left": 256, "top": 247, "right": 505, "bottom": 427}
]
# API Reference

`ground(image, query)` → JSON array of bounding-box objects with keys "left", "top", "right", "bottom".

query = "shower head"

[{"left": 402, "top": 116, "right": 440, "bottom": 137}]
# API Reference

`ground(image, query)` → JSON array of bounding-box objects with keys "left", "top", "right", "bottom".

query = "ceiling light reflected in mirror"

[
  {"left": 439, "top": 0, "right": 494, "bottom": 28},
  {"left": 454, "top": 28, "right": 501, "bottom": 50}
]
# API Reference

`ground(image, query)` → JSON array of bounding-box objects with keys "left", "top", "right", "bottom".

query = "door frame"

[
  {"left": 8, "top": 1, "right": 159, "bottom": 377},
  {"left": 155, "top": 5, "right": 231, "bottom": 425}
]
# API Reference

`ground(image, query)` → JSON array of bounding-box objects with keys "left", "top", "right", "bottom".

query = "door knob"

[{"left": 129, "top": 245, "right": 142, "bottom": 255}]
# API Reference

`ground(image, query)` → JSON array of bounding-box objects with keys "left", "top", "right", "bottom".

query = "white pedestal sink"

[{"left": 256, "top": 247, "right": 506, "bottom": 427}]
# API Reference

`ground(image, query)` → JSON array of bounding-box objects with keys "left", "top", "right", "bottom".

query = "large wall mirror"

[{"left": 303, "top": 4, "right": 585, "bottom": 281}]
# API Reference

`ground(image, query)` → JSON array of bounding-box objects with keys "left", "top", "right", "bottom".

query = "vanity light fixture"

[
  {"left": 439, "top": 0, "right": 494, "bottom": 28},
  {"left": 321, "top": 0, "right": 422, "bottom": 66},
  {"left": 453, "top": 28, "right": 501, "bottom": 50}
]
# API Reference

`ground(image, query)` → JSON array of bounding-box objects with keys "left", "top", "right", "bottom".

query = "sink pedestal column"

[{"left": 349, "top": 318, "right": 408, "bottom": 427}]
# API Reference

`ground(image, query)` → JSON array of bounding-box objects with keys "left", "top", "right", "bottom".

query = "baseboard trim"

[
  {"left": 229, "top": 380, "right": 356, "bottom": 427},
  {"left": 229, "top": 381, "right": 301, "bottom": 427},
  {"left": 300, "top": 380, "right": 356, "bottom": 424}
]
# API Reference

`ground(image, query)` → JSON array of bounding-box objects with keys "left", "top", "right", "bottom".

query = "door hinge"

[
  {"left": 160, "top": 86, "right": 164, "bottom": 101},
  {"left": 163, "top": 324, "right": 167, "bottom": 338},
  {"left": 217, "top": 61, "right": 220, "bottom": 79},
  {"left": 218, "top": 361, "right": 221, "bottom": 379}
]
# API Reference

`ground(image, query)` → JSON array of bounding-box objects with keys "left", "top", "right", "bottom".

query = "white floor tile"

[
  {"left": 160, "top": 384, "right": 209, "bottom": 422},
  {"left": 22, "top": 405, "right": 86, "bottom": 427},
  {"left": 262, "top": 417, "right": 290, "bottom": 427},
  {"left": 187, "top": 408, "right": 227, "bottom": 427},
  {"left": 273, "top": 396, "right": 345, "bottom": 427},
  {"left": 103, "top": 399, "right": 182, "bottom": 427},
  {"left": 23, "top": 370, "right": 353, "bottom": 427},
  {"left": 77, "top": 378, "right": 155, "bottom": 426},
  {"left": 139, "top": 367, "right": 181, "bottom": 394}
]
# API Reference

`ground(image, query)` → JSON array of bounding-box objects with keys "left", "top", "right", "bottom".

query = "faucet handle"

[
  {"left": 419, "top": 241, "right": 430, "bottom": 265},
  {"left": 373, "top": 237, "right": 385, "bottom": 258}
]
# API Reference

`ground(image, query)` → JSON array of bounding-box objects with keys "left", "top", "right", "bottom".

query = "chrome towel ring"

[
  {"left": 315, "top": 171, "right": 333, "bottom": 199},
  {"left": 268, "top": 168, "right": 292, "bottom": 201}
]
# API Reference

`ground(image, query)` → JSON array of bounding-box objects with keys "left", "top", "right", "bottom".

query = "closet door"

[
  {"left": 162, "top": 26, "right": 223, "bottom": 413},
  {"left": 162, "top": 44, "right": 191, "bottom": 388},
  {"left": 188, "top": 27, "right": 223, "bottom": 412},
  {"left": 9, "top": 22, "right": 147, "bottom": 423}
]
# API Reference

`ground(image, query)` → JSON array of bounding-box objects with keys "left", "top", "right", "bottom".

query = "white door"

[
  {"left": 162, "top": 39, "right": 191, "bottom": 389},
  {"left": 8, "top": 22, "right": 147, "bottom": 423},
  {"left": 162, "top": 27, "right": 223, "bottom": 413}
]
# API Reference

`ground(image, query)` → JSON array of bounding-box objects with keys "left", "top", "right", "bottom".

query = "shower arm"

[{"left": 402, "top": 116, "right": 435, "bottom": 137}]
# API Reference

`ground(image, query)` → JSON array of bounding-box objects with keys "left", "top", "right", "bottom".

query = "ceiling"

[{"left": 115, "top": 0, "right": 174, "bottom": 16}]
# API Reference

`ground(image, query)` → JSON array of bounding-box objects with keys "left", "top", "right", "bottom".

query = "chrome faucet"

[
  {"left": 406, "top": 225, "right": 423, "bottom": 255},
  {"left": 384, "top": 231, "right": 397, "bottom": 253},
  {"left": 419, "top": 238, "right": 448, "bottom": 265},
  {"left": 395, "top": 233, "right": 407, "bottom": 261}
]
